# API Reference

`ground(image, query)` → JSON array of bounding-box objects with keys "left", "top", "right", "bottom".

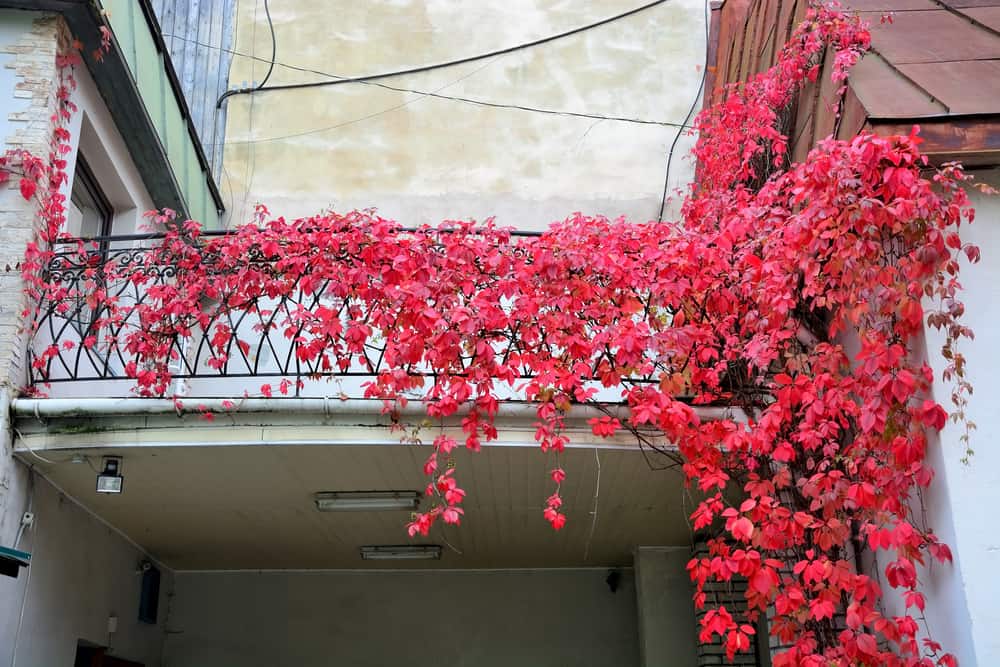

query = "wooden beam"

[{"left": 869, "top": 116, "right": 1000, "bottom": 167}]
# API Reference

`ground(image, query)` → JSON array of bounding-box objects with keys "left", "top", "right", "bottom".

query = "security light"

[
  {"left": 360, "top": 545, "right": 442, "bottom": 561},
  {"left": 96, "top": 456, "right": 123, "bottom": 494},
  {"left": 314, "top": 491, "right": 419, "bottom": 512}
]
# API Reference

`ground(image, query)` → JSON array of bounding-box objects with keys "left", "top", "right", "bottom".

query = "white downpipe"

[{"left": 11, "top": 397, "right": 744, "bottom": 422}]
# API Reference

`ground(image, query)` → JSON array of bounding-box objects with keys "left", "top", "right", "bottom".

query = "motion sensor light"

[{"left": 96, "top": 456, "right": 123, "bottom": 494}]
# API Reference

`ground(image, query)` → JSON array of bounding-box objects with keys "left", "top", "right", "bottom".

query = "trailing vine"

[{"left": 16, "top": 6, "right": 983, "bottom": 666}]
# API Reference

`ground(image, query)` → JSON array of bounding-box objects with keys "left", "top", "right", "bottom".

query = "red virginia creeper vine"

[{"left": 15, "top": 6, "right": 984, "bottom": 666}]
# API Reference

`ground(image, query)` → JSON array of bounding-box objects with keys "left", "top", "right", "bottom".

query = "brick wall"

[
  {"left": 0, "top": 13, "right": 67, "bottom": 392},
  {"left": 692, "top": 541, "right": 763, "bottom": 667}
]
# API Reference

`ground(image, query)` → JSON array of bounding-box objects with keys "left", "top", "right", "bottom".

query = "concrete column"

[{"left": 635, "top": 546, "right": 700, "bottom": 667}]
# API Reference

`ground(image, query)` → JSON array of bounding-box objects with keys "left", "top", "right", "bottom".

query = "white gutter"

[{"left": 11, "top": 397, "right": 744, "bottom": 422}]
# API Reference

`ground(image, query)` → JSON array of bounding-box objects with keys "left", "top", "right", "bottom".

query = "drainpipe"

[
  {"left": 1, "top": 386, "right": 12, "bottom": 457},
  {"left": 10, "top": 397, "right": 745, "bottom": 423}
]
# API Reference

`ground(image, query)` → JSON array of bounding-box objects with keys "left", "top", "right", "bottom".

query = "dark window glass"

[{"left": 68, "top": 155, "right": 112, "bottom": 239}]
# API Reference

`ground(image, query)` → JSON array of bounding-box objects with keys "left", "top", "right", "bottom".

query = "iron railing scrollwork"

[{"left": 29, "top": 230, "right": 649, "bottom": 400}]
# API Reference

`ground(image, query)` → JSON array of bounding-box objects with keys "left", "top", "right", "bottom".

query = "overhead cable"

[
  {"left": 256, "top": 0, "right": 276, "bottom": 89},
  {"left": 167, "top": 31, "right": 692, "bottom": 132},
  {"left": 215, "top": 0, "right": 673, "bottom": 108},
  {"left": 656, "top": 0, "right": 709, "bottom": 222}
]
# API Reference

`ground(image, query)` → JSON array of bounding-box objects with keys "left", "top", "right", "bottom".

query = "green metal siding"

[
  {"left": 105, "top": 0, "right": 135, "bottom": 74},
  {"left": 133, "top": 15, "right": 163, "bottom": 131},
  {"left": 100, "top": 0, "right": 222, "bottom": 228},
  {"left": 164, "top": 101, "right": 187, "bottom": 206}
]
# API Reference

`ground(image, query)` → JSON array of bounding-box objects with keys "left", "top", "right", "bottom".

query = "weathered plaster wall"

[
  {"left": 221, "top": 0, "right": 706, "bottom": 230},
  {"left": 163, "top": 568, "right": 639, "bottom": 667}
]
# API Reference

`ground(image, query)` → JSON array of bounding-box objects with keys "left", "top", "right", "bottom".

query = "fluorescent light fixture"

[
  {"left": 96, "top": 456, "right": 123, "bottom": 494},
  {"left": 314, "top": 491, "right": 419, "bottom": 512},
  {"left": 360, "top": 545, "right": 442, "bottom": 561}
]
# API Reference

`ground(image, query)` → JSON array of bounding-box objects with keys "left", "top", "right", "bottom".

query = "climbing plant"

[{"left": 14, "top": 6, "right": 984, "bottom": 666}]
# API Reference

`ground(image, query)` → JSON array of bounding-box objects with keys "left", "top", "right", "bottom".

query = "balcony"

[
  {"left": 27, "top": 230, "right": 684, "bottom": 407},
  {"left": 15, "top": 236, "right": 702, "bottom": 577}
]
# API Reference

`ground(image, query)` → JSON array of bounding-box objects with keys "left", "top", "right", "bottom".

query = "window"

[
  {"left": 64, "top": 154, "right": 113, "bottom": 339},
  {"left": 67, "top": 154, "right": 113, "bottom": 239}
]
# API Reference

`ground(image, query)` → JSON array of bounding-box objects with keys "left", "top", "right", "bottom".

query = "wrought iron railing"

[{"left": 32, "top": 230, "right": 651, "bottom": 400}]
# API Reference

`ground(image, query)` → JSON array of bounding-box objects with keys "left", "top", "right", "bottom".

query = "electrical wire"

[
  {"left": 217, "top": 55, "right": 507, "bottom": 146},
  {"left": 17, "top": 437, "right": 59, "bottom": 465},
  {"left": 215, "top": 0, "right": 673, "bottom": 108},
  {"left": 656, "top": 0, "right": 711, "bottom": 222},
  {"left": 583, "top": 447, "right": 602, "bottom": 562},
  {"left": 165, "top": 31, "right": 692, "bottom": 132},
  {"left": 10, "top": 468, "right": 35, "bottom": 667},
  {"left": 256, "top": 0, "right": 276, "bottom": 90},
  {"left": 240, "top": 0, "right": 261, "bottom": 226}
]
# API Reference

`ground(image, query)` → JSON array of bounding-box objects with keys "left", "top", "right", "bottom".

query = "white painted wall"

[
  {"left": 915, "top": 168, "right": 1000, "bottom": 666},
  {"left": 1, "top": 473, "right": 173, "bottom": 667},
  {"left": 163, "top": 568, "right": 640, "bottom": 667}
]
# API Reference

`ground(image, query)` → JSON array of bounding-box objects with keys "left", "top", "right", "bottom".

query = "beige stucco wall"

[
  {"left": 221, "top": 0, "right": 706, "bottom": 230},
  {"left": 164, "top": 568, "right": 640, "bottom": 666}
]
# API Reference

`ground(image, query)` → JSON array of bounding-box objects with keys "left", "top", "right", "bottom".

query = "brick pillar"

[{"left": 0, "top": 13, "right": 67, "bottom": 390}]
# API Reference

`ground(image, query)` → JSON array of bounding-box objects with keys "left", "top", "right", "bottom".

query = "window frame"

[
  {"left": 70, "top": 153, "right": 114, "bottom": 244},
  {"left": 67, "top": 153, "right": 115, "bottom": 339}
]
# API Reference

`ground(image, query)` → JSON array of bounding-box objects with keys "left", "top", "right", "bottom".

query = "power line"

[
  {"left": 215, "top": 56, "right": 506, "bottom": 146},
  {"left": 256, "top": 0, "right": 276, "bottom": 90},
  {"left": 656, "top": 0, "right": 709, "bottom": 222},
  {"left": 215, "top": 0, "right": 673, "bottom": 108},
  {"left": 165, "top": 33, "right": 692, "bottom": 134}
]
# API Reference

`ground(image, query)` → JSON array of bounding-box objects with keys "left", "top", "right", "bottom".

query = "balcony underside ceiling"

[{"left": 13, "top": 410, "right": 697, "bottom": 570}]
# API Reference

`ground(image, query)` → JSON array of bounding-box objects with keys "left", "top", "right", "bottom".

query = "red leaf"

[{"left": 19, "top": 178, "right": 36, "bottom": 200}]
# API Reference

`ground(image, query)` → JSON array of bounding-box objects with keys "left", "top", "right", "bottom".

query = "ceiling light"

[
  {"left": 96, "top": 456, "right": 123, "bottom": 494},
  {"left": 360, "top": 545, "right": 442, "bottom": 561},
  {"left": 314, "top": 491, "right": 419, "bottom": 512}
]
